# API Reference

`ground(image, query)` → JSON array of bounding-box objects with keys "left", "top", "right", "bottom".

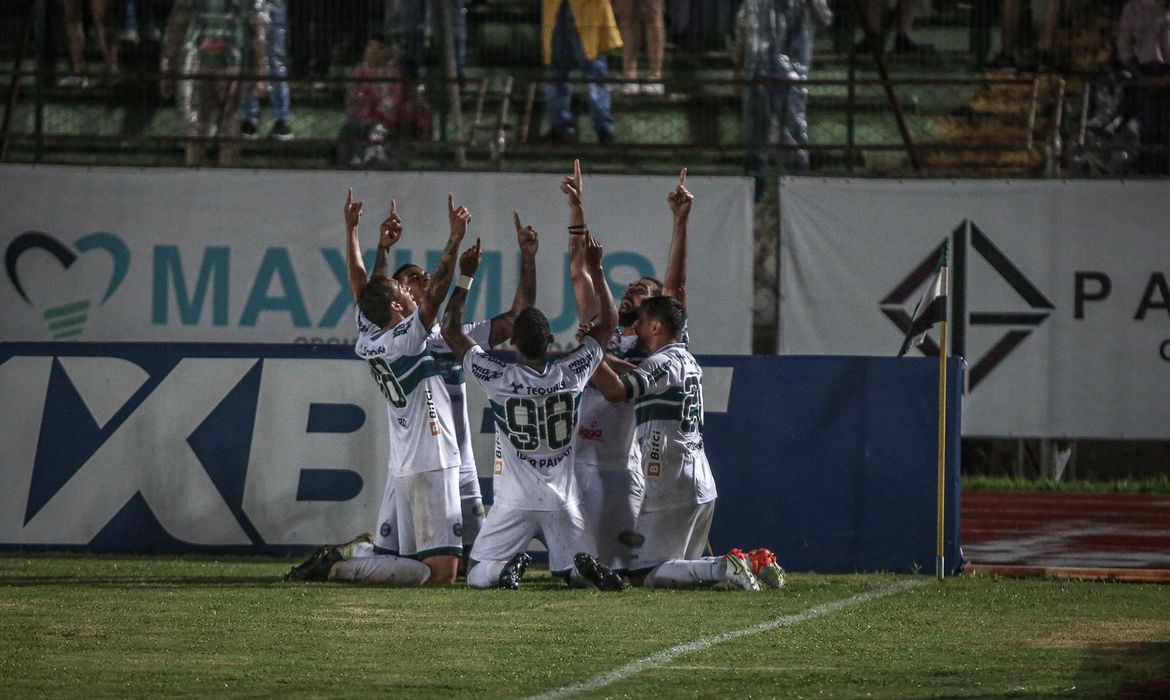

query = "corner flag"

[{"left": 897, "top": 243, "right": 949, "bottom": 358}]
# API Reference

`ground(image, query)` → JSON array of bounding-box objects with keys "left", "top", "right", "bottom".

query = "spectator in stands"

[
  {"left": 990, "top": 0, "right": 1061, "bottom": 70},
  {"left": 735, "top": 0, "right": 833, "bottom": 197},
  {"left": 857, "top": 0, "right": 929, "bottom": 54},
  {"left": 541, "top": 0, "right": 623, "bottom": 143},
  {"left": 615, "top": 0, "right": 665, "bottom": 95},
  {"left": 239, "top": 0, "right": 294, "bottom": 141},
  {"left": 1117, "top": 0, "right": 1170, "bottom": 174},
  {"left": 398, "top": 0, "right": 470, "bottom": 79},
  {"left": 61, "top": 0, "right": 119, "bottom": 86},
  {"left": 337, "top": 34, "right": 434, "bottom": 166},
  {"left": 160, "top": 0, "right": 267, "bottom": 167}
]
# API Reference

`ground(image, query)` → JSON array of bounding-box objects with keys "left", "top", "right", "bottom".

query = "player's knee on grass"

[
  {"left": 423, "top": 554, "right": 460, "bottom": 585},
  {"left": 466, "top": 560, "right": 506, "bottom": 589}
]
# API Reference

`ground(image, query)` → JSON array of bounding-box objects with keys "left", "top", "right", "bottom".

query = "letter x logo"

[{"left": 880, "top": 220, "right": 1054, "bottom": 391}]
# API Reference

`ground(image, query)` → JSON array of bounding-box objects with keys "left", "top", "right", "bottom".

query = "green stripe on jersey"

[
  {"left": 388, "top": 351, "right": 442, "bottom": 395},
  {"left": 430, "top": 351, "right": 465, "bottom": 386},
  {"left": 634, "top": 386, "right": 685, "bottom": 406},
  {"left": 635, "top": 403, "right": 684, "bottom": 425}
]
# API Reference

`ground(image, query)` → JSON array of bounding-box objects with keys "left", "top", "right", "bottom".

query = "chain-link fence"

[{"left": 0, "top": 0, "right": 1152, "bottom": 175}]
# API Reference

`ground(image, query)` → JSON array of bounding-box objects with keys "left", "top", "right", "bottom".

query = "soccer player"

[
  {"left": 590, "top": 295, "right": 776, "bottom": 590},
  {"left": 382, "top": 208, "right": 539, "bottom": 564},
  {"left": 569, "top": 163, "right": 691, "bottom": 574},
  {"left": 285, "top": 189, "right": 470, "bottom": 585},
  {"left": 440, "top": 225, "right": 623, "bottom": 591}
]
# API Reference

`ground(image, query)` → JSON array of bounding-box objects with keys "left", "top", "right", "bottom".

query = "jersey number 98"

[{"left": 504, "top": 393, "right": 576, "bottom": 451}]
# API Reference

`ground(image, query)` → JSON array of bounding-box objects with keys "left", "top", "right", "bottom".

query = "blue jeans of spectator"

[
  {"left": 743, "top": 21, "right": 812, "bottom": 186},
  {"left": 241, "top": 4, "right": 291, "bottom": 123},
  {"left": 544, "top": 1, "right": 614, "bottom": 138},
  {"left": 401, "top": 0, "right": 468, "bottom": 79}
]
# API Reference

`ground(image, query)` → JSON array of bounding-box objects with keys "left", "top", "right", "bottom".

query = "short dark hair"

[
  {"left": 392, "top": 263, "right": 421, "bottom": 282},
  {"left": 640, "top": 295, "right": 685, "bottom": 339},
  {"left": 359, "top": 275, "right": 396, "bottom": 327},
  {"left": 643, "top": 276, "right": 664, "bottom": 296},
  {"left": 512, "top": 307, "right": 552, "bottom": 360}
]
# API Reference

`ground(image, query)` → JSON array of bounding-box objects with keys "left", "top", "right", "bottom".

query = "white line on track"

[{"left": 525, "top": 579, "right": 927, "bottom": 700}]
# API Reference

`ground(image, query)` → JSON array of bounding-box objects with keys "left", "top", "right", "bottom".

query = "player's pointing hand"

[
  {"left": 459, "top": 238, "right": 483, "bottom": 276},
  {"left": 344, "top": 188, "right": 364, "bottom": 229},
  {"left": 514, "top": 210, "right": 539, "bottom": 258},
  {"left": 667, "top": 167, "right": 693, "bottom": 219}
]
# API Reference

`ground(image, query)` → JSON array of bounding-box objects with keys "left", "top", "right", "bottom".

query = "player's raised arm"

[
  {"left": 564, "top": 159, "right": 609, "bottom": 329},
  {"left": 664, "top": 167, "right": 691, "bottom": 310},
  {"left": 583, "top": 231, "right": 616, "bottom": 345},
  {"left": 343, "top": 188, "right": 366, "bottom": 301},
  {"left": 441, "top": 239, "right": 483, "bottom": 362},
  {"left": 488, "top": 210, "right": 539, "bottom": 347},
  {"left": 420, "top": 193, "right": 471, "bottom": 327},
  {"left": 370, "top": 198, "right": 403, "bottom": 281}
]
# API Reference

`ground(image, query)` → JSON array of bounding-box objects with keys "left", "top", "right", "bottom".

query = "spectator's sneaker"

[
  {"left": 641, "top": 82, "right": 665, "bottom": 97},
  {"left": 748, "top": 548, "right": 786, "bottom": 589},
  {"left": 573, "top": 552, "right": 624, "bottom": 591},
  {"left": 497, "top": 552, "right": 531, "bottom": 590},
  {"left": 269, "top": 119, "right": 293, "bottom": 141},
  {"left": 240, "top": 120, "right": 258, "bottom": 139},
  {"left": 620, "top": 81, "right": 641, "bottom": 96},
  {"left": 284, "top": 546, "right": 340, "bottom": 582},
  {"left": 722, "top": 550, "right": 762, "bottom": 591}
]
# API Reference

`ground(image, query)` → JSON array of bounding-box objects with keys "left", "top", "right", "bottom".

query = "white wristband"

[{"left": 457, "top": 275, "right": 474, "bottom": 290}]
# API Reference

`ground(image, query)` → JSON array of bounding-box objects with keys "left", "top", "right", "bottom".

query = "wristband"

[
  {"left": 456, "top": 275, "right": 474, "bottom": 290},
  {"left": 568, "top": 225, "right": 588, "bottom": 236}
]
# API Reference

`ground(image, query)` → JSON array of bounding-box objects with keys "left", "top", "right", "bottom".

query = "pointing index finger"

[
  {"left": 513, "top": 209, "right": 522, "bottom": 230},
  {"left": 447, "top": 193, "right": 454, "bottom": 215},
  {"left": 390, "top": 198, "right": 397, "bottom": 218},
  {"left": 679, "top": 167, "right": 687, "bottom": 187}
]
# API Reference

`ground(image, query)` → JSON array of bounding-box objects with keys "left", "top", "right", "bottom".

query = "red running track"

[{"left": 962, "top": 491, "right": 1170, "bottom": 570}]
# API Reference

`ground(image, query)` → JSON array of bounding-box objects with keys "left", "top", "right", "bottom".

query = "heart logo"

[{"left": 4, "top": 231, "right": 130, "bottom": 339}]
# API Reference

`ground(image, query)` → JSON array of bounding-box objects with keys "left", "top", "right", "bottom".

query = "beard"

[{"left": 618, "top": 308, "right": 638, "bottom": 327}]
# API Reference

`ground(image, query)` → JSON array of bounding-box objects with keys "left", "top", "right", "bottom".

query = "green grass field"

[{"left": 2, "top": 556, "right": 1168, "bottom": 698}]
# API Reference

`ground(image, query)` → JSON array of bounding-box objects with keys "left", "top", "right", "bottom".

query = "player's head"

[
  {"left": 635, "top": 295, "right": 685, "bottom": 348},
  {"left": 392, "top": 263, "right": 429, "bottom": 303},
  {"left": 512, "top": 307, "right": 553, "bottom": 361},
  {"left": 359, "top": 274, "right": 416, "bottom": 328},
  {"left": 618, "top": 276, "right": 663, "bottom": 326}
]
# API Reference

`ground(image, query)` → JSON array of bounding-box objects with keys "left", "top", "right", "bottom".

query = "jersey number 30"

[
  {"left": 368, "top": 358, "right": 407, "bottom": 408},
  {"left": 504, "top": 394, "right": 576, "bottom": 451}
]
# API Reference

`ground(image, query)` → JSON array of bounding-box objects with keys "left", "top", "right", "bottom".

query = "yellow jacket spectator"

[{"left": 542, "top": 0, "right": 623, "bottom": 65}]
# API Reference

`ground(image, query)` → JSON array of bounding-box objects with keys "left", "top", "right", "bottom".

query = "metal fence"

[{"left": 0, "top": 0, "right": 1150, "bottom": 176}]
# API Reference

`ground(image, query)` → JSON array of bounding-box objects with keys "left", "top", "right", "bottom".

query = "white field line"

[{"left": 525, "top": 579, "right": 927, "bottom": 700}]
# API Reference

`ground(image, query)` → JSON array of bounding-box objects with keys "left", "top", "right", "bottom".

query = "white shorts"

[
  {"left": 374, "top": 466, "right": 463, "bottom": 559},
  {"left": 458, "top": 461, "right": 483, "bottom": 501},
  {"left": 628, "top": 500, "right": 716, "bottom": 575},
  {"left": 576, "top": 462, "right": 644, "bottom": 571},
  {"left": 470, "top": 502, "right": 597, "bottom": 574}
]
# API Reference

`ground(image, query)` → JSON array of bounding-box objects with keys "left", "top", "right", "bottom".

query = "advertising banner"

[
  {"left": 0, "top": 165, "right": 752, "bottom": 353},
  {"left": 779, "top": 178, "right": 1170, "bottom": 439},
  {"left": 1, "top": 343, "right": 962, "bottom": 574}
]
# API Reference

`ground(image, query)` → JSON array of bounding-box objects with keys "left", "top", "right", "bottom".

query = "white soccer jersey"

[
  {"left": 354, "top": 306, "right": 461, "bottom": 477},
  {"left": 428, "top": 320, "right": 492, "bottom": 469},
  {"left": 464, "top": 336, "right": 604, "bottom": 510},
  {"left": 621, "top": 342, "right": 717, "bottom": 512},
  {"left": 576, "top": 331, "right": 645, "bottom": 467}
]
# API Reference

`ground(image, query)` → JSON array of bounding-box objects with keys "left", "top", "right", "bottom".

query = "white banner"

[
  {"left": 779, "top": 177, "right": 1170, "bottom": 439},
  {"left": 0, "top": 165, "right": 752, "bottom": 353}
]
